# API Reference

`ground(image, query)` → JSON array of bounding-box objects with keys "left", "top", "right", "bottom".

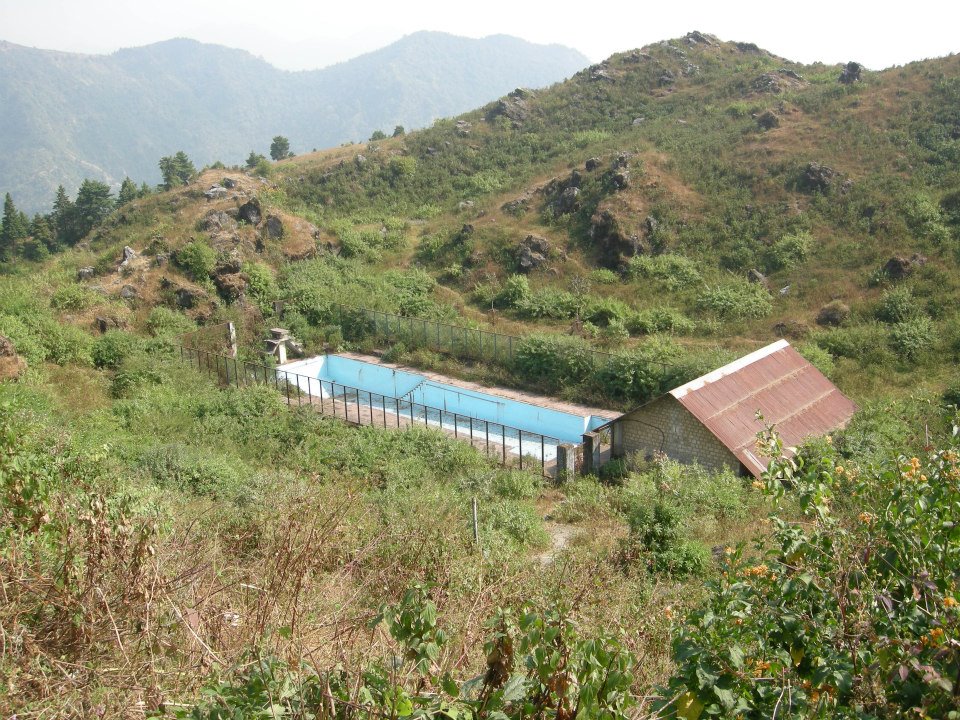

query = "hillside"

[
  {"left": 0, "top": 32, "right": 588, "bottom": 212},
  {"left": 2, "top": 31, "right": 960, "bottom": 718}
]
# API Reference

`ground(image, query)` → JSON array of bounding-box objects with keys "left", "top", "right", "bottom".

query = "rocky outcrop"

[
  {"left": 747, "top": 269, "right": 769, "bottom": 288},
  {"left": 119, "top": 245, "right": 137, "bottom": 269},
  {"left": 486, "top": 88, "right": 533, "bottom": 126},
  {"left": 757, "top": 110, "right": 779, "bottom": 130},
  {"left": 200, "top": 210, "right": 238, "bottom": 233},
  {"left": 516, "top": 235, "right": 550, "bottom": 273},
  {"left": 799, "top": 162, "right": 837, "bottom": 193},
  {"left": 0, "top": 334, "right": 26, "bottom": 381},
  {"left": 816, "top": 300, "right": 851, "bottom": 327},
  {"left": 77, "top": 266, "right": 95, "bottom": 281},
  {"left": 204, "top": 185, "right": 228, "bottom": 200},
  {"left": 883, "top": 253, "right": 927, "bottom": 281},
  {"left": 264, "top": 215, "right": 284, "bottom": 239},
  {"left": 589, "top": 209, "right": 645, "bottom": 268},
  {"left": 839, "top": 61, "right": 862, "bottom": 84},
  {"left": 238, "top": 198, "right": 262, "bottom": 225},
  {"left": 558, "top": 186, "right": 581, "bottom": 215}
]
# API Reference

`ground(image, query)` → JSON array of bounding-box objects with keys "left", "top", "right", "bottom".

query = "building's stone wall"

[{"left": 612, "top": 396, "right": 741, "bottom": 473}]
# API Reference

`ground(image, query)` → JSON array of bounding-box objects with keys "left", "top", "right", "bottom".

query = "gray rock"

[
  {"left": 569, "top": 170, "right": 583, "bottom": 188},
  {"left": 757, "top": 110, "right": 780, "bottom": 130},
  {"left": 222, "top": 178, "right": 237, "bottom": 189},
  {"left": 612, "top": 171, "right": 630, "bottom": 190},
  {"left": 264, "top": 214, "right": 284, "bottom": 239},
  {"left": 175, "top": 287, "right": 201, "bottom": 309},
  {"left": 779, "top": 68, "right": 805, "bottom": 81},
  {"left": 77, "top": 266, "right": 95, "bottom": 281},
  {"left": 354, "top": 154, "right": 367, "bottom": 166},
  {"left": 558, "top": 186, "right": 581, "bottom": 214},
  {"left": 120, "top": 284, "right": 138, "bottom": 300},
  {"left": 658, "top": 71, "right": 676, "bottom": 87},
  {"left": 119, "top": 245, "right": 136, "bottom": 269},
  {"left": 779, "top": 285, "right": 791, "bottom": 296},
  {"left": 883, "top": 253, "right": 927, "bottom": 281},
  {"left": 516, "top": 235, "right": 551, "bottom": 273},
  {"left": 839, "top": 61, "right": 862, "bottom": 84},
  {"left": 800, "top": 162, "right": 836, "bottom": 193},
  {"left": 612, "top": 151, "right": 633, "bottom": 169},
  {"left": 458, "top": 200, "right": 475, "bottom": 210},
  {"left": 632, "top": 117, "right": 646, "bottom": 126},
  {"left": 204, "top": 185, "right": 228, "bottom": 200},
  {"left": 455, "top": 120, "right": 472, "bottom": 137},
  {"left": 585, "top": 157, "right": 602, "bottom": 172},
  {"left": 155, "top": 254, "right": 169, "bottom": 267},
  {"left": 747, "top": 269, "right": 769, "bottom": 288},
  {"left": 200, "top": 210, "right": 237, "bottom": 232},
  {"left": 238, "top": 198, "right": 262, "bottom": 225},
  {"left": 816, "top": 301, "right": 850, "bottom": 327}
]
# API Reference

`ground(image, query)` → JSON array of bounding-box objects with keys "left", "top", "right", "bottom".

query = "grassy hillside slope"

[{"left": 1, "top": 32, "right": 960, "bottom": 718}]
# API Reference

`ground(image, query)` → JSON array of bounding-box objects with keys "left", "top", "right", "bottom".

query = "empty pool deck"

[{"left": 278, "top": 351, "right": 616, "bottom": 471}]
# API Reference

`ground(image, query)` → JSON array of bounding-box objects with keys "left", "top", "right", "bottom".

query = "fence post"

[
  {"left": 556, "top": 444, "right": 576, "bottom": 482},
  {"left": 541, "top": 436, "right": 545, "bottom": 478},
  {"left": 581, "top": 432, "right": 600, "bottom": 475},
  {"left": 519, "top": 432, "right": 523, "bottom": 470}
]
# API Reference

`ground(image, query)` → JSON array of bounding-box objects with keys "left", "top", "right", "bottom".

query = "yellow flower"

[
  {"left": 835, "top": 466, "right": 844, "bottom": 475},
  {"left": 752, "top": 480, "right": 764, "bottom": 490},
  {"left": 825, "top": 436, "right": 832, "bottom": 444},
  {"left": 858, "top": 512, "right": 876, "bottom": 524},
  {"left": 910, "top": 457, "right": 921, "bottom": 471},
  {"left": 664, "top": 606, "right": 674, "bottom": 620},
  {"left": 943, "top": 596, "right": 958, "bottom": 608},
  {"left": 920, "top": 474, "right": 927, "bottom": 483}
]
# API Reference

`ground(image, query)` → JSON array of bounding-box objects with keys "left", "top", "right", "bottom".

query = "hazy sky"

[{"left": 1, "top": 0, "right": 957, "bottom": 71}]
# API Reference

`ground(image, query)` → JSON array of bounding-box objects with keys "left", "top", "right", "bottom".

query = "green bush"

[
  {"left": 621, "top": 501, "right": 708, "bottom": 577},
  {"left": 512, "top": 333, "right": 595, "bottom": 386},
  {"left": 584, "top": 296, "right": 631, "bottom": 327},
  {"left": 496, "top": 274, "right": 532, "bottom": 309},
  {"left": 876, "top": 285, "right": 923, "bottom": 323},
  {"left": 92, "top": 330, "right": 142, "bottom": 369},
  {"left": 697, "top": 282, "right": 772, "bottom": 321},
  {"left": 146, "top": 307, "right": 195, "bottom": 338},
  {"left": 174, "top": 240, "right": 216, "bottom": 280},
  {"left": 50, "top": 284, "right": 95, "bottom": 311},
  {"left": 137, "top": 442, "right": 254, "bottom": 502},
  {"left": 0, "top": 311, "right": 92, "bottom": 365},
  {"left": 589, "top": 268, "right": 619, "bottom": 285},
  {"left": 890, "top": 317, "right": 938, "bottom": 362},
  {"left": 482, "top": 500, "right": 549, "bottom": 549},
  {"left": 627, "top": 254, "right": 702, "bottom": 289},
  {"left": 627, "top": 307, "right": 695, "bottom": 335},
  {"left": 815, "top": 324, "right": 894, "bottom": 366},
  {"left": 766, "top": 230, "right": 812, "bottom": 271},
  {"left": 517, "top": 288, "right": 579, "bottom": 319}
]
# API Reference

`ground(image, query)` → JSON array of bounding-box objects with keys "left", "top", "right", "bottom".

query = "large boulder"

[
  {"left": 839, "top": 61, "right": 862, "bottom": 84},
  {"left": 516, "top": 235, "right": 551, "bottom": 273},
  {"left": 238, "top": 198, "right": 262, "bottom": 225},
  {"left": 204, "top": 185, "right": 228, "bottom": 200},
  {"left": 200, "top": 210, "right": 238, "bottom": 232},
  {"left": 816, "top": 300, "right": 851, "bottom": 327},
  {"left": 557, "top": 187, "right": 580, "bottom": 215},
  {"left": 799, "top": 162, "right": 837, "bottom": 193},
  {"left": 264, "top": 215, "right": 284, "bottom": 239},
  {"left": 883, "top": 253, "right": 927, "bottom": 281},
  {"left": 0, "top": 334, "right": 26, "bottom": 381},
  {"left": 589, "top": 209, "right": 645, "bottom": 268}
]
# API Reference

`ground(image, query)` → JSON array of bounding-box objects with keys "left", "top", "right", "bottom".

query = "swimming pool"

[{"left": 278, "top": 353, "right": 612, "bottom": 459}]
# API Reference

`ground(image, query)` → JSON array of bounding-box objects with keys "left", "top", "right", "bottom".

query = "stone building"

[{"left": 607, "top": 340, "right": 856, "bottom": 478}]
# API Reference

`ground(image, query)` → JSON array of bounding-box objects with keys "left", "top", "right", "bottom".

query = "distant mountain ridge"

[{"left": 0, "top": 32, "right": 588, "bottom": 212}]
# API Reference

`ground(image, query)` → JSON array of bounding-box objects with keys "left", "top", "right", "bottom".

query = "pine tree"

[
  {"left": 71, "top": 179, "right": 114, "bottom": 242},
  {"left": 52, "top": 185, "right": 74, "bottom": 248},
  {"left": 0, "top": 193, "right": 27, "bottom": 262},
  {"left": 22, "top": 214, "right": 52, "bottom": 261},
  {"left": 117, "top": 177, "right": 139, "bottom": 206},
  {"left": 270, "top": 136, "right": 292, "bottom": 161},
  {"left": 158, "top": 151, "right": 197, "bottom": 189}
]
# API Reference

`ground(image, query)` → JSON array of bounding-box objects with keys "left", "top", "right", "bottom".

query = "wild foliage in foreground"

[{"left": 660, "top": 415, "right": 960, "bottom": 719}]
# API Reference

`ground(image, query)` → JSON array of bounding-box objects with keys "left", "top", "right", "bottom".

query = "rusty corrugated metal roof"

[{"left": 669, "top": 340, "right": 856, "bottom": 478}]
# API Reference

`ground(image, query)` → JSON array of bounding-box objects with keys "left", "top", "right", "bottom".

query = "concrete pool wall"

[{"left": 278, "top": 352, "right": 614, "bottom": 447}]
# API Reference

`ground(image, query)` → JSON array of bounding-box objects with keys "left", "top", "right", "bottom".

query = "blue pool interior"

[{"left": 280, "top": 354, "right": 611, "bottom": 448}]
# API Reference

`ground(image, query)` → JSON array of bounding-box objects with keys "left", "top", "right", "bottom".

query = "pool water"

[{"left": 279, "top": 354, "right": 611, "bottom": 451}]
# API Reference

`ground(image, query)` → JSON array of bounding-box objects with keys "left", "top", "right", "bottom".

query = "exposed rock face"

[
  {"left": 0, "top": 334, "right": 26, "bottom": 381},
  {"left": 501, "top": 195, "right": 531, "bottom": 216},
  {"left": 800, "top": 162, "right": 837, "bottom": 193},
  {"left": 839, "top": 61, "right": 862, "bottom": 84},
  {"left": 757, "top": 110, "right": 780, "bottom": 130},
  {"left": 120, "top": 284, "right": 138, "bottom": 300},
  {"left": 94, "top": 315, "right": 125, "bottom": 333},
  {"left": 773, "top": 319, "right": 810, "bottom": 339},
  {"left": 200, "top": 210, "right": 238, "bottom": 232},
  {"left": 175, "top": 287, "right": 201, "bottom": 309},
  {"left": 747, "top": 269, "right": 769, "bottom": 288},
  {"left": 585, "top": 157, "right": 601, "bottom": 172},
  {"left": 612, "top": 171, "right": 630, "bottom": 190},
  {"left": 486, "top": 89, "right": 532, "bottom": 126},
  {"left": 816, "top": 300, "right": 851, "bottom": 327},
  {"left": 264, "top": 215, "right": 284, "bottom": 239},
  {"left": 455, "top": 120, "right": 472, "bottom": 136},
  {"left": 684, "top": 31, "right": 717, "bottom": 46},
  {"left": 204, "top": 185, "right": 228, "bottom": 200},
  {"left": 558, "top": 186, "right": 580, "bottom": 214},
  {"left": 884, "top": 253, "right": 927, "bottom": 280},
  {"left": 589, "top": 209, "right": 645, "bottom": 268},
  {"left": 213, "top": 272, "right": 248, "bottom": 301},
  {"left": 516, "top": 235, "right": 550, "bottom": 273},
  {"left": 238, "top": 198, "right": 262, "bottom": 225},
  {"left": 752, "top": 70, "right": 807, "bottom": 94},
  {"left": 119, "top": 245, "right": 136, "bottom": 269}
]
